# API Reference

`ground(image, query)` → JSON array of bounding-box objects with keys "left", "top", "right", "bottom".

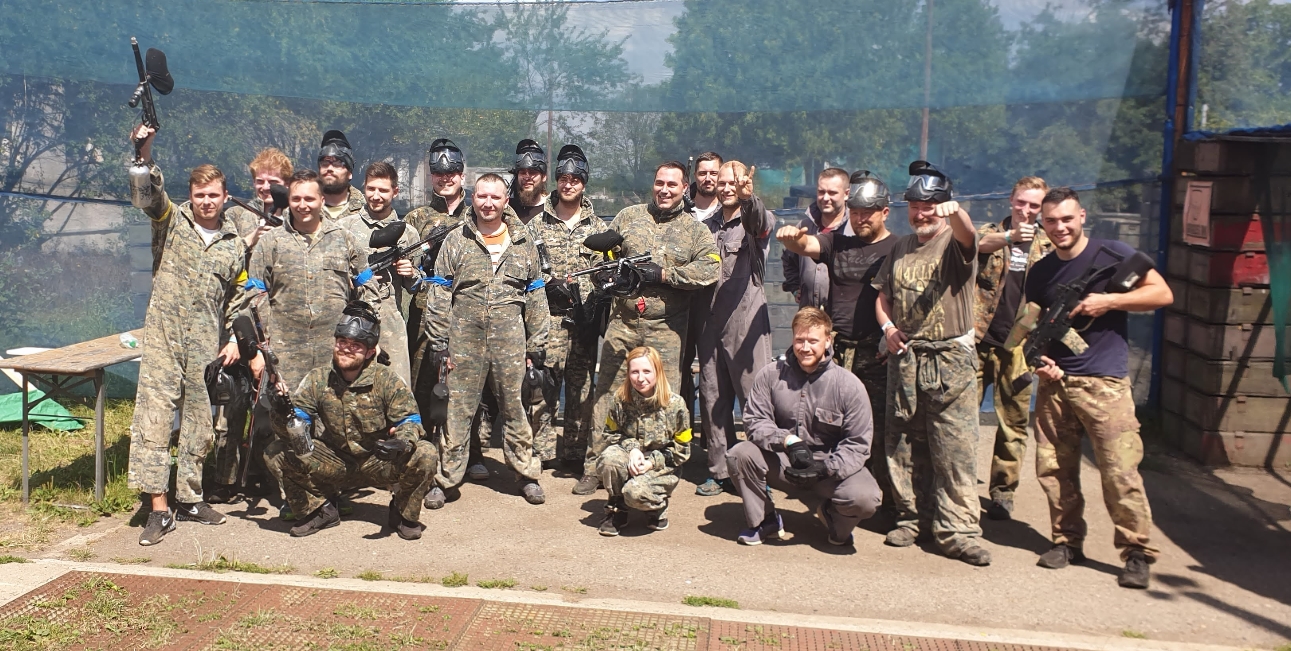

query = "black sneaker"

[
  {"left": 572, "top": 475, "right": 600, "bottom": 495},
  {"left": 647, "top": 502, "right": 669, "bottom": 531},
  {"left": 1037, "top": 544, "right": 1086, "bottom": 569},
  {"left": 986, "top": 496, "right": 1013, "bottom": 521},
  {"left": 396, "top": 518, "right": 425, "bottom": 541},
  {"left": 206, "top": 485, "right": 238, "bottom": 505},
  {"left": 176, "top": 501, "right": 226, "bottom": 525},
  {"left": 1118, "top": 549, "right": 1151, "bottom": 589},
  {"left": 289, "top": 501, "right": 340, "bottom": 537},
  {"left": 598, "top": 507, "right": 629, "bottom": 537},
  {"left": 138, "top": 509, "right": 175, "bottom": 546}
]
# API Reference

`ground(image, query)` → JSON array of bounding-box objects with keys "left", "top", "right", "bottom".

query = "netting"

[{"left": 0, "top": 0, "right": 1171, "bottom": 400}]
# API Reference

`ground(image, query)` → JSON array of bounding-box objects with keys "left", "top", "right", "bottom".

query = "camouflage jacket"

[
  {"left": 245, "top": 214, "right": 372, "bottom": 388},
  {"left": 523, "top": 191, "right": 607, "bottom": 305},
  {"left": 337, "top": 209, "right": 424, "bottom": 307},
  {"left": 224, "top": 196, "right": 265, "bottom": 240},
  {"left": 604, "top": 391, "right": 692, "bottom": 472},
  {"left": 291, "top": 360, "right": 424, "bottom": 459},
  {"left": 323, "top": 185, "right": 366, "bottom": 222},
  {"left": 141, "top": 163, "right": 248, "bottom": 351},
  {"left": 974, "top": 218, "right": 1053, "bottom": 342},
  {"left": 425, "top": 206, "right": 550, "bottom": 354},
  {"left": 405, "top": 192, "right": 469, "bottom": 311},
  {"left": 606, "top": 202, "right": 721, "bottom": 320}
]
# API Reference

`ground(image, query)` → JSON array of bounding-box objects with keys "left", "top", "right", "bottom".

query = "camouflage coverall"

[
  {"left": 244, "top": 216, "right": 371, "bottom": 391},
  {"left": 323, "top": 185, "right": 366, "bottom": 222},
  {"left": 263, "top": 360, "right": 437, "bottom": 523},
  {"left": 405, "top": 196, "right": 467, "bottom": 424},
  {"left": 338, "top": 209, "right": 424, "bottom": 387},
  {"left": 583, "top": 202, "right": 721, "bottom": 478},
  {"left": 698, "top": 195, "right": 774, "bottom": 481},
  {"left": 521, "top": 193, "right": 606, "bottom": 463},
  {"left": 873, "top": 228, "right": 983, "bottom": 556},
  {"left": 425, "top": 207, "right": 550, "bottom": 487},
  {"left": 974, "top": 220, "right": 1052, "bottom": 502},
  {"left": 596, "top": 392, "right": 691, "bottom": 512},
  {"left": 127, "top": 164, "right": 248, "bottom": 503}
]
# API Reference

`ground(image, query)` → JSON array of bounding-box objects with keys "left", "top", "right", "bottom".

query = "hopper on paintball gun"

[{"left": 126, "top": 37, "right": 174, "bottom": 209}]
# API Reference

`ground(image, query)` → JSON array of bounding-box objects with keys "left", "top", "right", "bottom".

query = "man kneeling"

[
  {"left": 262, "top": 302, "right": 438, "bottom": 540},
  {"left": 595, "top": 347, "right": 691, "bottom": 536},
  {"left": 729, "top": 307, "right": 881, "bottom": 546}
]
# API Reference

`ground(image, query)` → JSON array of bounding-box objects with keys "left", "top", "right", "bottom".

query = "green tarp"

[{"left": 0, "top": 388, "right": 84, "bottom": 432}]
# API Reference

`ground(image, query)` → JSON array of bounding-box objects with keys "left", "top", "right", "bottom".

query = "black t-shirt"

[
  {"left": 1024, "top": 238, "right": 1136, "bottom": 378},
  {"left": 983, "top": 242, "right": 1028, "bottom": 347},
  {"left": 510, "top": 198, "right": 545, "bottom": 225},
  {"left": 815, "top": 230, "right": 899, "bottom": 339}
]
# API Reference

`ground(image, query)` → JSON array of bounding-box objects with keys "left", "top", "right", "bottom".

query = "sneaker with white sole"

[
  {"left": 138, "top": 509, "right": 176, "bottom": 546},
  {"left": 176, "top": 501, "right": 226, "bottom": 525}
]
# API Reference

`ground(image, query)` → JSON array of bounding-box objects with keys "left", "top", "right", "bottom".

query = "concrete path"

[{"left": 12, "top": 426, "right": 1291, "bottom": 649}]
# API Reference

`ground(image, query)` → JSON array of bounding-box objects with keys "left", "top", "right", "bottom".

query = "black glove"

[
  {"left": 527, "top": 350, "right": 546, "bottom": 369},
  {"left": 429, "top": 347, "right": 450, "bottom": 371},
  {"left": 376, "top": 349, "right": 391, "bottom": 366},
  {"left": 637, "top": 261, "right": 665, "bottom": 285},
  {"left": 373, "top": 437, "right": 412, "bottom": 462},
  {"left": 545, "top": 280, "right": 575, "bottom": 313},
  {"left": 785, "top": 440, "right": 813, "bottom": 470},
  {"left": 784, "top": 460, "right": 828, "bottom": 486}
]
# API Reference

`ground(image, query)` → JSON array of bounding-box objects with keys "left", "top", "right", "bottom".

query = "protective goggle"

[
  {"left": 429, "top": 148, "right": 464, "bottom": 174},
  {"left": 848, "top": 179, "right": 889, "bottom": 209},
  {"left": 556, "top": 157, "right": 589, "bottom": 183},
  {"left": 904, "top": 173, "right": 952, "bottom": 203},
  {"left": 514, "top": 150, "right": 547, "bottom": 174}
]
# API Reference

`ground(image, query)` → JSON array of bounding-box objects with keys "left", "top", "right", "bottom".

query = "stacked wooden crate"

[{"left": 1161, "top": 139, "right": 1290, "bottom": 466}]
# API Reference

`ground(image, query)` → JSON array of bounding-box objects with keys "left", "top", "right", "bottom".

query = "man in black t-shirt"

[
  {"left": 973, "top": 177, "right": 1053, "bottom": 521},
  {"left": 1023, "top": 187, "right": 1172, "bottom": 590},
  {"left": 776, "top": 171, "right": 898, "bottom": 506}
]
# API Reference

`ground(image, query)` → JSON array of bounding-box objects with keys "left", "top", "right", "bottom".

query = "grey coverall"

[
  {"left": 780, "top": 202, "right": 836, "bottom": 309},
  {"left": 729, "top": 348, "right": 881, "bottom": 541},
  {"left": 698, "top": 195, "right": 774, "bottom": 480}
]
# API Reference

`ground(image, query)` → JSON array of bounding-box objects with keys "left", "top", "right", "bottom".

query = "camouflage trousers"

[
  {"left": 263, "top": 438, "right": 438, "bottom": 524},
  {"left": 211, "top": 390, "right": 251, "bottom": 487},
  {"left": 596, "top": 444, "right": 678, "bottom": 512},
  {"left": 836, "top": 334, "right": 892, "bottom": 507},
  {"left": 377, "top": 296, "right": 412, "bottom": 389},
  {"left": 977, "top": 343, "right": 1033, "bottom": 501},
  {"left": 440, "top": 323, "right": 542, "bottom": 488},
  {"left": 727, "top": 441, "right": 881, "bottom": 541},
  {"left": 584, "top": 311, "right": 687, "bottom": 477},
  {"left": 128, "top": 341, "right": 217, "bottom": 504},
  {"left": 886, "top": 334, "right": 983, "bottom": 554},
  {"left": 530, "top": 318, "right": 599, "bottom": 464},
  {"left": 1035, "top": 375, "right": 1158, "bottom": 561}
]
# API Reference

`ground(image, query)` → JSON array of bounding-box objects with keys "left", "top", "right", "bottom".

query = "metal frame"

[{"left": 19, "top": 368, "right": 107, "bottom": 503}]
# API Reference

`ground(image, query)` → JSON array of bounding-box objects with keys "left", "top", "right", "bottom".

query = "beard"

[
  {"left": 1053, "top": 227, "right": 1084, "bottom": 250},
  {"left": 322, "top": 179, "right": 350, "bottom": 195},
  {"left": 913, "top": 221, "right": 942, "bottom": 238},
  {"left": 518, "top": 184, "right": 545, "bottom": 207},
  {"left": 697, "top": 185, "right": 717, "bottom": 199}
]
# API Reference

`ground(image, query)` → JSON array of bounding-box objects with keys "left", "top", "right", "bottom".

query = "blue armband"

[
  {"left": 244, "top": 278, "right": 267, "bottom": 292},
  {"left": 428, "top": 275, "right": 453, "bottom": 288},
  {"left": 396, "top": 414, "right": 422, "bottom": 426},
  {"left": 525, "top": 278, "right": 546, "bottom": 292},
  {"left": 354, "top": 268, "right": 374, "bottom": 286},
  {"left": 292, "top": 408, "right": 313, "bottom": 423}
]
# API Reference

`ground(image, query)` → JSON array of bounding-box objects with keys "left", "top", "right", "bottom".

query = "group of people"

[{"left": 123, "top": 120, "right": 1171, "bottom": 592}]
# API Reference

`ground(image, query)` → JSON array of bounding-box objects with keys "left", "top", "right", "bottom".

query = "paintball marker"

[
  {"left": 228, "top": 183, "right": 289, "bottom": 228},
  {"left": 355, "top": 220, "right": 463, "bottom": 287},
  {"left": 1007, "top": 246, "right": 1156, "bottom": 386},
  {"left": 126, "top": 37, "right": 175, "bottom": 209},
  {"left": 232, "top": 307, "right": 294, "bottom": 488}
]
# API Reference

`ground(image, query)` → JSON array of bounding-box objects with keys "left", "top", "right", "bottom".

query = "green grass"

[
  {"left": 109, "top": 556, "right": 150, "bottom": 565},
  {"left": 314, "top": 567, "right": 339, "bottom": 579},
  {"left": 356, "top": 570, "right": 384, "bottom": 581},
  {"left": 1122, "top": 630, "right": 1147, "bottom": 639},
  {"left": 166, "top": 554, "right": 293, "bottom": 575},
  {"left": 530, "top": 585, "right": 548, "bottom": 592},
  {"left": 66, "top": 547, "right": 95, "bottom": 561},
  {"left": 0, "top": 555, "right": 28, "bottom": 563},
  {"left": 682, "top": 595, "right": 739, "bottom": 609},
  {"left": 441, "top": 572, "right": 468, "bottom": 587},
  {"left": 560, "top": 585, "right": 587, "bottom": 595},
  {"left": 0, "top": 399, "right": 139, "bottom": 549},
  {"left": 475, "top": 578, "right": 515, "bottom": 589}
]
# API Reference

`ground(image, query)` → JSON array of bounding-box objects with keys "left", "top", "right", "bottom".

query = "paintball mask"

[
  {"left": 512, "top": 139, "right": 547, "bottom": 175},
  {"left": 204, "top": 357, "right": 250, "bottom": 406},
  {"left": 334, "top": 301, "right": 381, "bottom": 348},
  {"left": 847, "top": 170, "right": 890, "bottom": 210},
  {"left": 555, "top": 145, "right": 590, "bottom": 184},
  {"left": 428, "top": 138, "right": 464, "bottom": 174},
  {"left": 903, "top": 160, "right": 953, "bottom": 204},
  {"left": 318, "top": 130, "right": 354, "bottom": 171}
]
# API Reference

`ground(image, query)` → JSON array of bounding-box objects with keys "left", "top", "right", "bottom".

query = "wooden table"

[{"left": 0, "top": 330, "right": 144, "bottom": 503}]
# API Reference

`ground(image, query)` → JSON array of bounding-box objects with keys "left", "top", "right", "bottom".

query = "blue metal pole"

[{"left": 1150, "top": 0, "right": 1187, "bottom": 408}]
